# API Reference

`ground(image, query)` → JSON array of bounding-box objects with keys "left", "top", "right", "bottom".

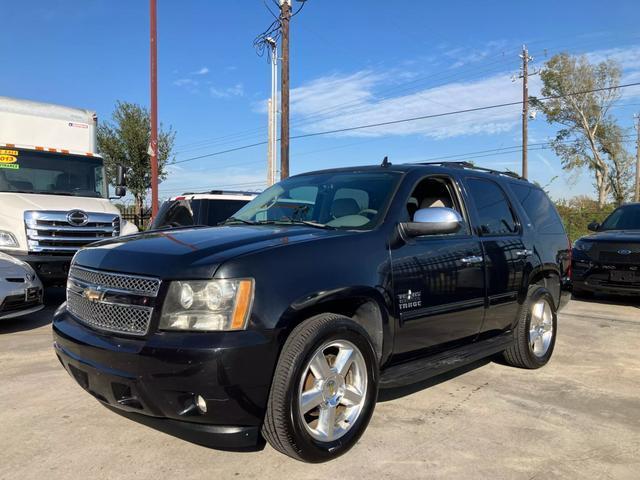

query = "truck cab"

[{"left": 0, "top": 97, "right": 137, "bottom": 285}]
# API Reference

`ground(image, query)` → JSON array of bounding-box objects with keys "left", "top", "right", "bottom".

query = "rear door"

[{"left": 462, "top": 177, "right": 527, "bottom": 337}]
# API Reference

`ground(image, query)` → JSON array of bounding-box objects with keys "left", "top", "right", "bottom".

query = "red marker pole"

[{"left": 150, "top": 0, "right": 159, "bottom": 217}]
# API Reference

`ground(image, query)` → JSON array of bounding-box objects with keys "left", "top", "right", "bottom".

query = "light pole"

[
  {"left": 149, "top": 0, "right": 159, "bottom": 217},
  {"left": 266, "top": 37, "right": 278, "bottom": 186}
]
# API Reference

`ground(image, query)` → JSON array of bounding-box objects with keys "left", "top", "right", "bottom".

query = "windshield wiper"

[
  {"left": 290, "top": 219, "right": 334, "bottom": 229},
  {"left": 221, "top": 217, "right": 258, "bottom": 226}
]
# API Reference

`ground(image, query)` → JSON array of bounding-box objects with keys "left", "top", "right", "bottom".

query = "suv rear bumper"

[{"left": 52, "top": 306, "right": 280, "bottom": 449}]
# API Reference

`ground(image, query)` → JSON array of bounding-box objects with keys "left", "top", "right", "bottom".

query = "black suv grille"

[{"left": 599, "top": 251, "right": 640, "bottom": 265}]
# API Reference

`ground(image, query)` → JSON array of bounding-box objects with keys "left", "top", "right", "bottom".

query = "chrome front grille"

[
  {"left": 66, "top": 266, "right": 160, "bottom": 336},
  {"left": 69, "top": 266, "right": 160, "bottom": 296},
  {"left": 25, "top": 210, "right": 120, "bottom": 254}
]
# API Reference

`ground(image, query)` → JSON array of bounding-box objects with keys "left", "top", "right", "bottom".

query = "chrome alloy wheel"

[
  {"left": 529, "top": 299, "right": 554, "bottom": 357},
  {"left": 297, "top": 340, "right": 368, "bottom": 443}
]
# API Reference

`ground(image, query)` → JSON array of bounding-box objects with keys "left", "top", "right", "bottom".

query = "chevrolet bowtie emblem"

[{"left": 82, "top": 287, "right": 104, "bottom": 303}]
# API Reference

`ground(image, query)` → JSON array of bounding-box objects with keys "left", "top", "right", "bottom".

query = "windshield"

[
  {"left": 232, "top": 171, "right": 402, "bottom": 230},
  {"left": 0, "top": 149, "right": 106, "bottom": 198},
  {"left": 151, "top": 198, "right": 251, "bottom": 229},
  {"left": 599, "top": 205, "right": 640, "bottom": 231}
]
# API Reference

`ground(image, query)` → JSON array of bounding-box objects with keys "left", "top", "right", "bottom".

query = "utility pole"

[
  {"left": 520, "top": 45, "right": 532, "bottom": 180},
  {"left": 635, "top": 114, "right": 640, "bottom": 202},
  {"left": 149, "top": 0, "right": 159, "bottom": 217},
  {"left": 279, "top": 0, "right": 291, "bottom": 180},
  {"left": 267, "top": 37, "right": 278, "bottom": 186}
]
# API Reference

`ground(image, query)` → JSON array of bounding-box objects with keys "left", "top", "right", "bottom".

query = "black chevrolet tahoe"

[
  {"left": 53, "top": 161, "right": 571, "bottom": 463},
  {"left": 572, "top": 203, "right": 640, "bottom": 297}
]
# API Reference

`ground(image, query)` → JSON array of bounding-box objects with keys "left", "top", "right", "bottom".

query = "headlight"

[
  {"left": 573, "top": 239, "right": 593, "bottom": 252},
  {"left": 0, "top": 231, "right": 18, "bottom": 247},
  {"left": 160, "top": 279, "right": 254, "bottom": 331}
]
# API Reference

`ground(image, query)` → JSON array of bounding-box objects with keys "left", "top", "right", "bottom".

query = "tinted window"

[
  {"left": 466, "top": 178, "right": 517, "bottom": 235},
  {"left": 151, "top": 198, "right": 250, "bottom": 229},
  {"left": 600, "top": 205, "right": 640, "bottom": 230},
  {"left": 510, "top": 184, "right": 564, "bottom": 234}
]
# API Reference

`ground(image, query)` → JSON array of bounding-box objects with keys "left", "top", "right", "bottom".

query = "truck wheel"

[
  {"left": 262, "top": 313, "right": 379, "bottom": 463},
  {"left": 503, "top": 285, "right": 557, "bottom": 369}
]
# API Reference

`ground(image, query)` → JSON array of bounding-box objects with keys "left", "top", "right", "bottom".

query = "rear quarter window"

[{"left": 510, "top": 183, "right": 565, "bottom": 234}]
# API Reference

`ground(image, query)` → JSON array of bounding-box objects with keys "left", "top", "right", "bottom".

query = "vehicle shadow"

[
  {"left": 0, "top": 288, "right": 65, "bottom": 334},
  {"left": 572, "top": 293, "right": 640, "bottom": 308},
  {"left": 378, "top": 358, "right": 492, "bottom": 402}
]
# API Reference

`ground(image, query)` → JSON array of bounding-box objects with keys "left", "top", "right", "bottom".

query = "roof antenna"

[{"left": 381, "top": 156, "right": 391, "bottom": 167}]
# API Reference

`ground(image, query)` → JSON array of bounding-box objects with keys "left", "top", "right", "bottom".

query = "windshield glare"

[
  {"left": 600, "top": 205, "right": 640, "bottom": 231},
  {"left": 0, "top": 149, "right": 106, "bottom": 198},
  {"left": 233, "top": 171, "right": 402, "bottom": 230}
]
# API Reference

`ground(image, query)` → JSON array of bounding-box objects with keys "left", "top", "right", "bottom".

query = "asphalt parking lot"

[{"left": 1, "top": 291, "right": 639, "bottom": 480}]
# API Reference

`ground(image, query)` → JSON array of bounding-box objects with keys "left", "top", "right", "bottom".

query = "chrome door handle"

[
  {"left": 461, "top": 255, "right": 483, "bottom": 265},
  {"left": 515, "top": 249, "right": 533, "bottom": 257}
]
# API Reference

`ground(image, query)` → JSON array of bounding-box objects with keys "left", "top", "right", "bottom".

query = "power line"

[
  {"left": 169, "top": 81, "right": 640, "bottom": 166},
  {"left": 174, "top": 32, "right": 638, "bottom": 154}
]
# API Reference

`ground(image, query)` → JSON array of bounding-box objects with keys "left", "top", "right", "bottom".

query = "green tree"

[
  {"left": 599, "top": 121, "right": 634, "bottom": 206},
  {"left": 97, "top": 101, "right": 176, "bottom": 217},
  {"left": 531, "top": 53, "right": 623, "bottom": 209}
]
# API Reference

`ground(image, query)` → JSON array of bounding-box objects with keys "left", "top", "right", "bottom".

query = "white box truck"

[{"left": 0, "top": 96, "right": 138, "bottom": 286}]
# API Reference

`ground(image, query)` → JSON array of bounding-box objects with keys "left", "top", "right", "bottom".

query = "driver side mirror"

[
  {"left": 401, "top": 207, "right": 463, "bottom": 237},
  {"left": 115, "top": 164, "right": 127, "bottom": 198},
  {"left": 587, "top": 221, "right": 600, "bottom": 232}
]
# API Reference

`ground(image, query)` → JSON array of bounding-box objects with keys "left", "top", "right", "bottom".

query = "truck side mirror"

[
  {"left": 116, "top": 164, "right": 127, "bottom": 187},
  {"left": 401, "top": 207, "right": 463, "bottom": 237},
  {"left": 114, "top": 186, "right": 126, "bottom": 198},
  {"left": 587, "top": 221, "right": 600, "bottom": 232}
]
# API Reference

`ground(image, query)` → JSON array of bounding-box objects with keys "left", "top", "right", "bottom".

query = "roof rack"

[
  {"left": 179, "top": 190, "right": 258, "bottom": 196},
  {"left": 415, "top": 161, "right": 523, "bottom": 180}
]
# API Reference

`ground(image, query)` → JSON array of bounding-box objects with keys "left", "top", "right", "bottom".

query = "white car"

[{"left": 0, "top": 252, "right": 43, "bottom": 320}]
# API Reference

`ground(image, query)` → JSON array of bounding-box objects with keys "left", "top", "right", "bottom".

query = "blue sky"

[{"left": 3, "top": 0, "right": 640, "bottom": 201}]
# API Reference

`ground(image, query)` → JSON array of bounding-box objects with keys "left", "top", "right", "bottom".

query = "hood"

[
  {"left": 73, "top": 225, "right": 348, "bottom": 279},
  {"left": 0, "top": 192, "right": 117, "bottom": 213},
  {"left": 0, "top": 192, "right": 120, "bottom": 251},
  {"left": 0, "top": 251, "right": 33, "bottom": 274},
  {"left": 580, "top": 230, "right": 640, "bottom": 243}
]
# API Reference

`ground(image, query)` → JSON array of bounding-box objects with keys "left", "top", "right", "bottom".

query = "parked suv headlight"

[
  {"left": 0, "top": 231, "right": 18, "bottom": 247},
  {"left": 160, "top": 279, "right": 254, "bottom": 331},
  {"left": 573, "top": 239, "right": 593, "bottom": 252}
]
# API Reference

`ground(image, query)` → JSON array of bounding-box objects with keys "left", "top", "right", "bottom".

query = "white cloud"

[
  {"left": 192, "top": 67, "right": 210, "bottom": 75},
  {"left": 173, "top": 78, "right": 198, "bottom": 87},
  {"left": 286, "top": 44, "right": 640, "bottom": 141},
  {"left": 210, "top": 83, "right": 245, "bottom": 99},
  {"left": 160, "top": 164, "right": 264, "bottom": 197}
]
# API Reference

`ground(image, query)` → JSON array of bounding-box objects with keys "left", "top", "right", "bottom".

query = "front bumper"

[
  {"left": 572, "top": 257, "right": 640, "bottom": 296},
  {"left": 2, "top": 251, "right": 73, "bottom": 286},
  {"left": 52, "top": 306, "right": 281, "bottom": 449}
]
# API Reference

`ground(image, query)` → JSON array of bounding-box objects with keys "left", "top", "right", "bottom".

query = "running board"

[{"left": 380, "top": 333, "right": 514, "bottom": 389}]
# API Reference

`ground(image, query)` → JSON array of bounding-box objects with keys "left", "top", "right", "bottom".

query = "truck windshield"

[
  {"left": 0, "top": 149, "right": 106, "bottom": 198},
  {"left": 599, "top": 205, "right": 640, "bottom": 231},
  {"left": 232, "top": 171, "right": 402, "bottom": 230}
]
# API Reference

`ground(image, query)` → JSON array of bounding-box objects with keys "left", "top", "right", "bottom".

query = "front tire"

[
  {"left": 503, "top": 285, "right": 557, "bottom": 369},
  {"left": 262, "top": 313, "right": 379, "bottom": 463}
]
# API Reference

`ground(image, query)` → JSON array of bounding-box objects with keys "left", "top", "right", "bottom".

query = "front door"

[{"left": 391, "top": 176, "right": 486, "bottom": 359}]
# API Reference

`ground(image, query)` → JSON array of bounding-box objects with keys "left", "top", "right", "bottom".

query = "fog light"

[{"left": 195, "top": 395, "right": 207, "bottom": 414}]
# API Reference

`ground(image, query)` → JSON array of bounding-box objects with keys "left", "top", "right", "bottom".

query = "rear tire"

[
  {"left": 262, "top": 313, "right": 379, "bottom": 463},
  {"left": 503, "top": 285, "right": 557, "bottom": 369}
]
